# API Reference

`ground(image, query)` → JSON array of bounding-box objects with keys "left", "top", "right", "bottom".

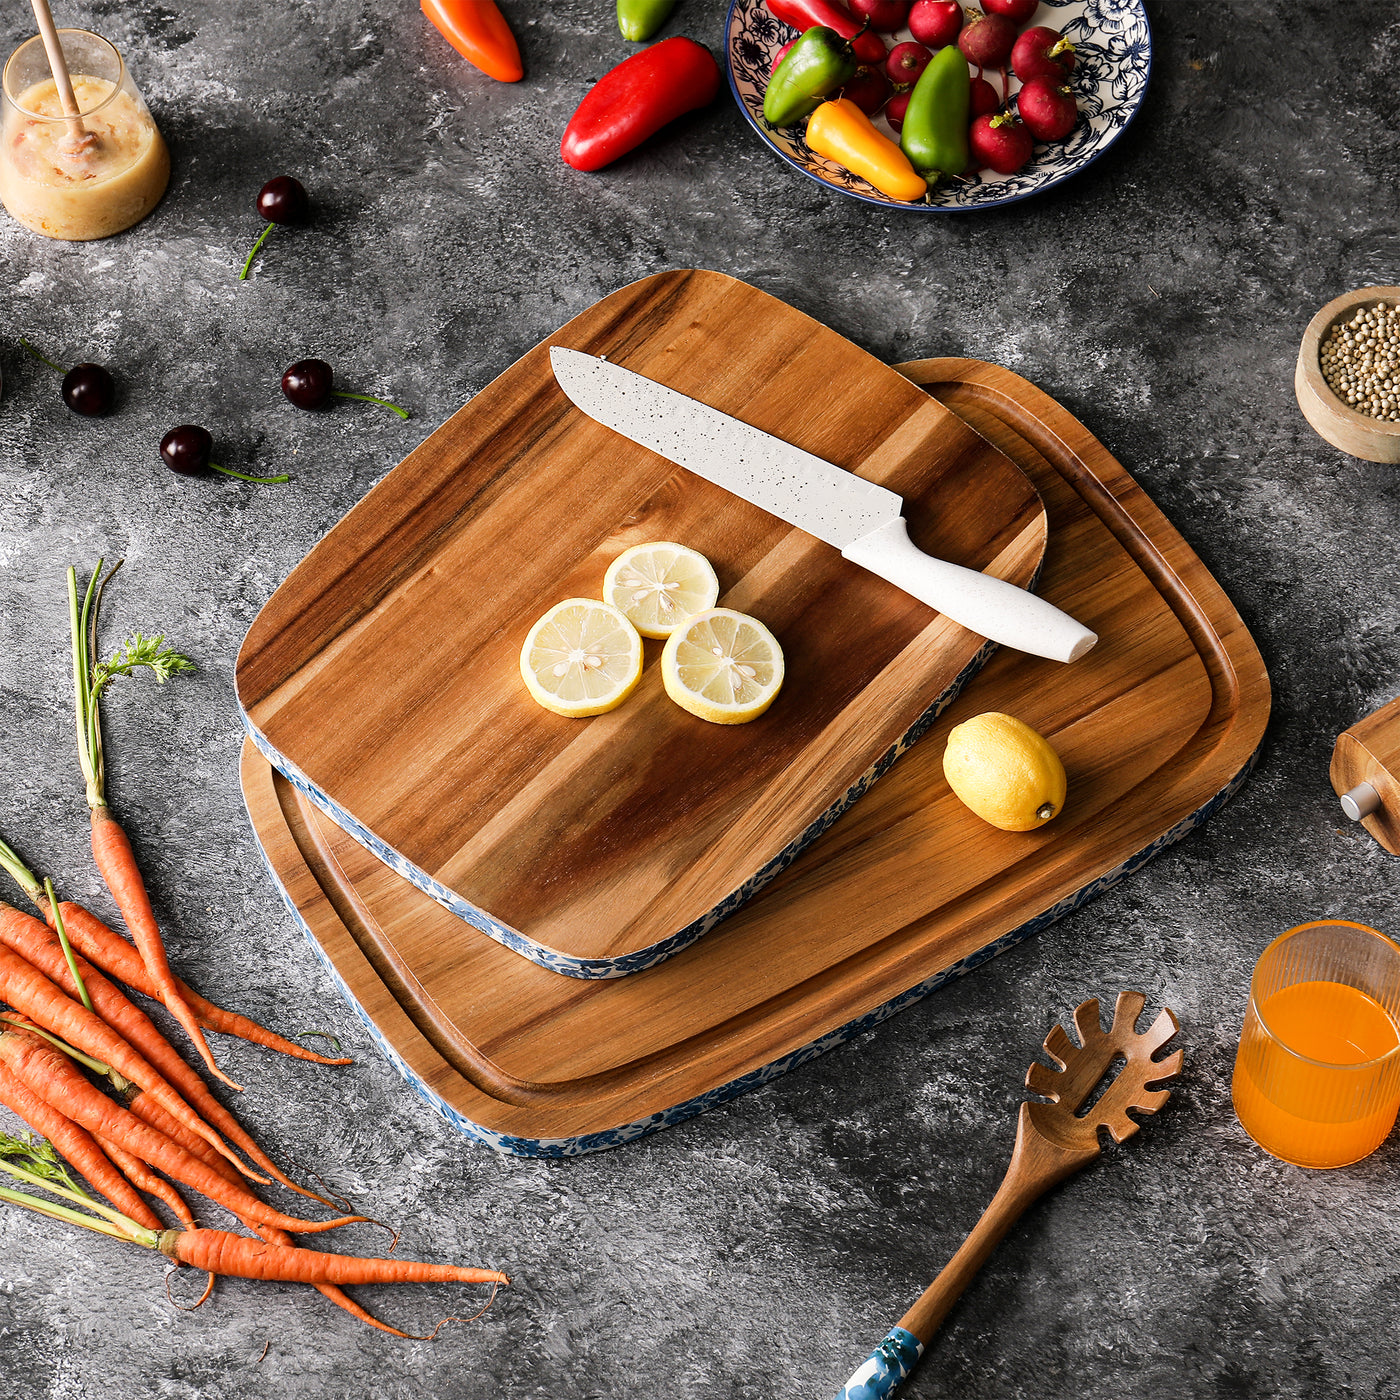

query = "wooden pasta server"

[{"left": 834, "top": 991, "right": 1181, "bottom": 1400}]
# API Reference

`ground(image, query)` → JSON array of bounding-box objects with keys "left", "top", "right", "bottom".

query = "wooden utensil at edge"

[
  {"left": 833, "top": 991, "right": 1182, "bottom": 1400},
  {"left": 27, "top": 0, "right": 93, "bottom": 153}
]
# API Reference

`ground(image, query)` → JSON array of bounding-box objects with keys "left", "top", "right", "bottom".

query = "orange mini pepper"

[
  {"left": 805, "top": 98, "right": 927, "bottom": 203},
  {"left": 421, "top": 0, "right": 523, "bottom": 82}
]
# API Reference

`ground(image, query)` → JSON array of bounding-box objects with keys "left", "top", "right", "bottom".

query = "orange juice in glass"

[{"left": 1232, "top": 920, "right": 1400, "bottom": 1169}]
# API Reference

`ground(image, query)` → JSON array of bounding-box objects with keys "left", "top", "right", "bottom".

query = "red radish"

[
  {"left": 885, "top": 41, "right": 933, "bottom": 85},
  {"left": 958, "top": 10, "right": 1017, "bottom": 68},
  {"left": 770, "top": 38, "right": 797, "bottom": 76},
  {"left": 843, "top": 65, "right": 893, "bottom": 114},
  {"left": 983, "top": 0, "right": 1038, "bottom": 20},
  {"left": 849, "top": 0, "right": 910, "bottom": 31},
  {"left": 969, "top": 110, "right": 1032, "bottom": 172},
  {"left": 907, "top": 0, "right": 962, "bottom": 48},
  {"left": 1012, "top": 25, "right": 1075, "bottom": 81},
  {"left": 1017, "top": 75, "right": 1077, "bottom": 139},
  {"left": 969, "top": 74, "right": 1000, "bottom": 116},
  {"left": 884, "top": 90, "right": 911, "bottom": 132}
]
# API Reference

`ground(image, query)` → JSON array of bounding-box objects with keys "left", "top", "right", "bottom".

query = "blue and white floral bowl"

[{"left": 725, "top": 0, "right": 1152, "bottom": 210}]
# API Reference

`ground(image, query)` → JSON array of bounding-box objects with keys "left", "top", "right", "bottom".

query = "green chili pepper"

[
  {"left": 900, "top": 42, "right": 970, "bottom": 178},
  {"left": 616, "top": 0, "right": 679, "bottom": 42},
  {"left": 762, "top": 26, "right": 859, "bottom": 128}
]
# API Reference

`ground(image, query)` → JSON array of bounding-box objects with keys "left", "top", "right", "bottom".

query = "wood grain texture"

[
  {"left": 237, "top": 271, "right": 1047, "bottom": 974},
  {"left": 240, "top": 356, "right": 1272, "bottom": 1151},
  {"left": 1331, "top": 693, "right": 1400, "bottom": 854},
  {"left": 1295, "top": 286, "right": 1400, "bottom": 464}
]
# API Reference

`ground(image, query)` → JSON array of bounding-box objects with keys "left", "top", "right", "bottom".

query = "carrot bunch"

[{"left": 0, "top": 561, "right": 508, "bottom": 1335}]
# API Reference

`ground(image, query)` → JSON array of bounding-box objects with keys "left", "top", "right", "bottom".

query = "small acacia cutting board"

[
  {"left": 240, "top": 356, "right": 1270, "bottom": 1156},
  {"left": 236, "top": 271, "right": 1047, "bottom": 978}
]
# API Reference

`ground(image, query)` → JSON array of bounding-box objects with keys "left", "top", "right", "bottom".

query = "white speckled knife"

[{"left": 550, "top": 347, "right": 1096, "bottom": 664}]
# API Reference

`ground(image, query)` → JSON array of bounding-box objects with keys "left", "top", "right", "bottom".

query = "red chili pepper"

[
  {"left": 766, "top": 0, "right": 886, "bottom": 65},
  {"left": 560, "top": 37, "right": 720, "bottom": 172},
  {"left": 421, "top": 0, "right": 523, "bottom": 82}
]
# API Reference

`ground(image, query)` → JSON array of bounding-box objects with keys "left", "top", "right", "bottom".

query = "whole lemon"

[{"left": 942, "top": 712, "right": 1067, "bottom": 832}]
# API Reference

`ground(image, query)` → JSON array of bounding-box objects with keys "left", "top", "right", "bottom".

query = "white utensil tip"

[{"left": 1341, "top": 782, "right": 1381, "bottom": 822}]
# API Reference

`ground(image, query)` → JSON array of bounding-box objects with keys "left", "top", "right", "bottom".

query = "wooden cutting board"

[
  {"left": 240, "top": 356, "right": 1271, "bottom": 1156},
  {"left": 236, "top": 271, "right": 1047, "bottom": 978}
]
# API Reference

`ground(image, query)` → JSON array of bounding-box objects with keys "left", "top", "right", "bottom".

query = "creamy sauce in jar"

[{"left": 0, "top": 75, "right": 169, "bottom": 239}]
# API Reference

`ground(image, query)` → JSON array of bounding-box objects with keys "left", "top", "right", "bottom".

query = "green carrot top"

[{"left": 68, "top": 561, "right": 195, "bottom": 810}]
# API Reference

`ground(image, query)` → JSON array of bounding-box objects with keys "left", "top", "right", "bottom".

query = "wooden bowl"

[{"left": 1295, "top": 286, "right": 1400, "bottom": 463}]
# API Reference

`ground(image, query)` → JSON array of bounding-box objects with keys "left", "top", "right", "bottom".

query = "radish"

[
  {"left": 982, "top": 0, "right": 1038, "bottom": 20},
  {"left": 842, "top": 65, "right": 893, "bottom": 114},
  {"left": 1016, "top": 75, "right": 1077, "bottom": 140},
  {"left": 885, "top": 41, "right": 933, "bottom": 85},
  {"left": 770, "top": 38, "right": 797, "bottom": 76},
  {"left": 884, "top": 90, "right": 911, "bottom": 132},
  {"left": 907, "top": 0, "right": 962, "bottom": 48},
  {"left": 1011, "top": 25, "right": 1075, "bottom": 81},
  {"left": 958, "top": 10, "right": 1017, "bottom": 69},
  {"left": 969, "top": 74, "right": 1000, "bottom": 117},
  {"left": 850, "top": 0, "right": 911, "bottom": 31},
  {"left": 969, "top": 110, "right": 1032, "bottom": 172}
]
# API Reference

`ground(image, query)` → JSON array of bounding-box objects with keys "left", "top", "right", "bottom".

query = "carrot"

[
  {"left": 65, "top": 563, "right": 228, "bottom": 1087},
  {"left": 89, "top": 807, "right": 237, "bottom": 1091},
  {"left": 0, "top": 1030, "right": 362, "bottom": 1236},
  {"left": 127, "top": 1091, "right": 242, "bottom": 1184},
  {"left": 123, "top": 1098, "right": 410, "bottom": 1335},
  {"left": 162, "top": 1228, "right": 509, "bottom": 1287},
  {"left": 95, "top": 1135, "right": 195, "bottom": 1229},
  {"left": 53, "top": 899, "right": 352, "bottom": 1066},
  {"left": 0, "top": 836, "right": 351, "bottom": 1068},
  {"left": 0, "top": 1059, "right": 163, "bottom": 1231},
  {"left": 0, "top": 899, "right": 328, "bottom": 1203},
  {"left": 0, "top": 930, "right": 250, "bottom": 1179}
]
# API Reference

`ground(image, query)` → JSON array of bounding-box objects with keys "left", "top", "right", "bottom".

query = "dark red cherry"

[
  {"left": 61, "top": 363, "right": 115, "bottom": 416},
  {"left": 160, "top": 425, "right": 212, "bottom": 475},
  {"left": 281, "top": 358, "right": 333, "bottom": 409},
  {"left": 256, "top": 175, "right": 309, "bottom": 225}
]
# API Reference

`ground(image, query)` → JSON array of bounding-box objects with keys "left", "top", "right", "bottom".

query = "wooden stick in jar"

[{"left": 27, "top": 0, "right": 95, "bottom": 154}]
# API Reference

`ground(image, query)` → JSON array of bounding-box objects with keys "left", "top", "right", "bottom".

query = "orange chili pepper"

[
  {"left": 805, "top": 98, "right": 927, "bottom": 203},
  {"left": 421, "top": 0, "right": 523, "bottom": 82}
]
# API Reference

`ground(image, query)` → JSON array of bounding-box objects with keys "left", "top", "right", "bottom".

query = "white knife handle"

[{"left": 841, "top": 518, "right": 1097, "bottom": 664}]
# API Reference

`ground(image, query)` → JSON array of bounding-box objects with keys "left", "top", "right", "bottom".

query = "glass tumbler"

[
  {"left": 0, "top": 29, "right": 169, "bottom": 239},
  {"left": 1232, "top": 920, "right": 1400, "bottom": 1169}
]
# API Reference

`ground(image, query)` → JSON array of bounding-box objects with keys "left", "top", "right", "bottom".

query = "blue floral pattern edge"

[
  {"left": 725, "top": 0, "right": 1153, "bottom": 212},
  {"left": 240, "top": 616, "right": 1006, "bottom": 980},
  {"left": 247, "top": 740, "right": 1260, "bottom": 1158}
]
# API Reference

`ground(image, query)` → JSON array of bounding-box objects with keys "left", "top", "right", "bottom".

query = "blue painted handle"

[{"left": 834, "top": 1326, "right": 925, "bottom": 1400}]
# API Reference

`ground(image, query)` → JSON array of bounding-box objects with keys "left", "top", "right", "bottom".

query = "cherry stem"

[
  {"left": 208, "top": 461, "right": 290, "bottom": 485},
  {"left": 332, "top": 390, "right": 410, "bottom": 420},
  {"left": 20, "top": 337, "right": 65, "bottom": 374},
  {"left": 238, "top": 222, "right": 275, "bottom": 282}
]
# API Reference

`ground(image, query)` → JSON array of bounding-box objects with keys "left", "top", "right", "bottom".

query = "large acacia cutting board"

[
  {"left": 241, "top": 356, "right": 1271, "bottom": 1156},
  {"left": 236, "top": 271, "right": 1047, "bottom": 979}
]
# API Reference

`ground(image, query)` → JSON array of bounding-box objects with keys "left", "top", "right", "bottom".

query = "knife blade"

[{"left": 550, "top": 347, "right": 1096, "bottom": 664}]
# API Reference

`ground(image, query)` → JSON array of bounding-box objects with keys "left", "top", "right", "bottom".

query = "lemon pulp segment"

[
  {"left": 520, "top": 598, "right": 643, "bottom": 717},
  {"left": 661, "top": 607, "right": 784, "bottom": 724},
  {"left": 603, "top": 541, "right": 721, "bottom": 639}
]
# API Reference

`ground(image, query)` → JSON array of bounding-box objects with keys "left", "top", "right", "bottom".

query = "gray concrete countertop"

[{"left": 2, "top": 1, "right": 1398, "bottom": 1395}]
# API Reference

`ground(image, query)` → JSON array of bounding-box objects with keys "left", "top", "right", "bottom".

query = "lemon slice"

[
  {"left": 661, "top": 608, "right": 784, "bottom": 724},
  {"left": 520, "top": 598, "right": 643, "bottom": 718},
  {"left": 603, "top": 541, "right": 721, "bottom": 639},
  {"left": 942, "top": 712, "right": 1067, "bottom": 831}
]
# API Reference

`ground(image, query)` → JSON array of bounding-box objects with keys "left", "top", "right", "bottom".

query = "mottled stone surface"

[{"left": 1, "top": 0, "right": 1399, "bottom": 1395}]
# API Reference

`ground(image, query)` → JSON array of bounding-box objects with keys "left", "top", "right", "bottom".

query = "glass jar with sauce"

[{"left": 0, "top": 29, "right": 169, "bottom": 240}]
